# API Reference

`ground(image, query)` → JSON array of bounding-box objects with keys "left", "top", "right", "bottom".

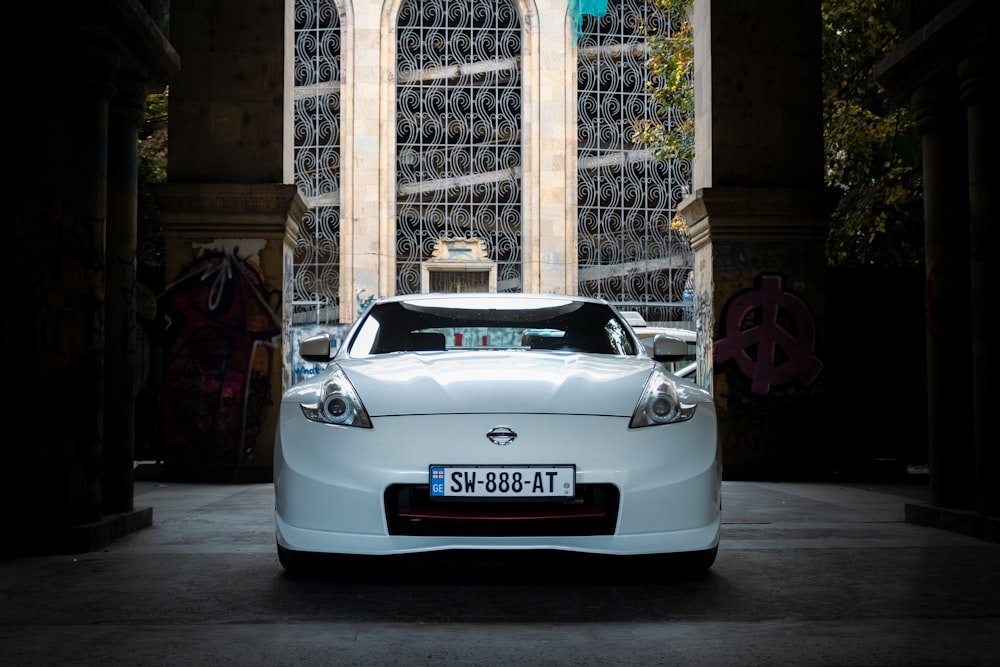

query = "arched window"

[
  {"left": 577, "top": 0, "right": 693, "bottom": 323},
  {"left": 395, "top": 0, "right": 524, "bottom": 294},
  {"left": 292, "top": 0, "right": 342, "bottom": 324}
]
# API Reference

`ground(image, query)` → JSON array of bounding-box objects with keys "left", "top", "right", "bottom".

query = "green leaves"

[
  {"left": 822, "top": 0, "right": 922, "bottom": 267},
  {"left": 637, "top": 0, "right": 923, "bottom": 267},
  {"left": 633, "top": 0, "right": 694, "bottom": 162},
  {"left": 138, "top": 89, "right": 169, "bottom": 267}
]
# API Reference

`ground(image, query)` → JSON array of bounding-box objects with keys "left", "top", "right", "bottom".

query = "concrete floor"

[{"left": 2, "top": 480, "right": 999, "bottom": 666}]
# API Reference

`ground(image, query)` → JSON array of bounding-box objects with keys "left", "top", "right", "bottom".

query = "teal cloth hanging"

[{"left": 569, "top": 0, "right": 609, "bottom": 46}]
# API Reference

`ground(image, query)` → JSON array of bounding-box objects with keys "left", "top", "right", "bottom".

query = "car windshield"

[{"left": 346, "top": 297, "right": 640, "bottom": 357}]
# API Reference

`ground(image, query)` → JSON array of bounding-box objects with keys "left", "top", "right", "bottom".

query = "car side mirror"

[
  {"left": 650, "top": 334, "right": 689, "bottom": 362},
  {"left": 299, "top": 334, "right": 334, "bottom": 362}
]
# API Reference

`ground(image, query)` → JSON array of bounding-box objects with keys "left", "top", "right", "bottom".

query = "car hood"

[{"left": 337, "top": 351, "right": 655, "bottom": 417}]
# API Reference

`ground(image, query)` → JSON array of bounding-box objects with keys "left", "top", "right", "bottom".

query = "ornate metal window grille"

[
  {"left": 577, "top": 0, "right": 694, "bottom": 323},
  {"left": 292, "top": 0, "right": 342, "bottom": 324},
  {"left": 395, "top": 0, "right": 523, "bottom": 295}
]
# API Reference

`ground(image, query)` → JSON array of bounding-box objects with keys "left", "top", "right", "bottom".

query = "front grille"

[{"left": 384, "top": 484, "right": 620, "bottom": 536}]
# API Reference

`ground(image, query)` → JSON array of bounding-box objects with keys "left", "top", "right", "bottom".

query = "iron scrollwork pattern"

[
  {"left": 395, "top": 0, "right": 523, "bottom": 295},
  {"left": 292, "top": 0, "right": 342, "bottom": 324},
  {"left": 577, "top": 0, "right": 694, "bottom": 323}
]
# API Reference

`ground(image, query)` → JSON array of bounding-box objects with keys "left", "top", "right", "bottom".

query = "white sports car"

[{"left": 274, "top": 293, "right": 721, "bottom": 572}]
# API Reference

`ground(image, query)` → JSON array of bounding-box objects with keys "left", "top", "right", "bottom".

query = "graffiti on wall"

[
  {"left": 356, "top": 288, "right": 375, "bottom": 316},
  {"left": 161, "top": 247, "right": 281, "bottom": 474},
  {"left": 714, "top": 274, "right": 823, "bottom": 396},
  {"left": 694, "top": 285, "right": 714, "bottom": 394}
]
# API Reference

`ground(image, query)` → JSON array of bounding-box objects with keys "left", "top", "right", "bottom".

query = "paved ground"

[{"left": 2, "top": 480, "right": 999, "bottom": 666}]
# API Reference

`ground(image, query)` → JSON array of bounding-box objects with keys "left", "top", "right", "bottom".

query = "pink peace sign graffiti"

[{"left": 714, "top": 275, "right": 823, "bottom": 395}]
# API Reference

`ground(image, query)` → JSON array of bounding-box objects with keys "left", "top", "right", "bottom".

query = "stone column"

[
  {"left": 959, "top": 53, "right": 1000, "bottom": 517},
  {"left": 874, "top": 0, "right": 999, "bottom": 520},
  {"left": 6, "top": 36, "right": 119, "bottom": 529},
  {"left": 104, "top": 70, "right": 148, "bottom": 514},
  {"left": 159, "top": 0, "right": 301, "bottom": 480},
  {"left": 3, "top": 0, "right": 176, "bottom": 553},
  {"left": 678, "top": 0, "right": 834, "bottom": 478},
  {"left": 154, "top": 184, "right": 305, "bottom": 481},
  {"left": 683, "top": 189, "right": 833, "bottom": 476},
  {"left": 912, "top": 82, "right": 976, "bottom": 510}
]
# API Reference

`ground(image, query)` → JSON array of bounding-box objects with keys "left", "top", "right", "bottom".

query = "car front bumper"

[{"left": 274, "top": 410, "right": 721, "bottom": 557}]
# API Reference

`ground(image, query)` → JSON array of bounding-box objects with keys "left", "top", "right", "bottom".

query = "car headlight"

[
  {"left": 299, "top": 365, "right": 372, "bottom": 428},
  {"left": 629, "top": 365, "right": 698, "bottom": 428}
]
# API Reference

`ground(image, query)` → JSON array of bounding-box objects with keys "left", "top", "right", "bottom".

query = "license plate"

[{"left": 429, "top": 465, "right": 575, "bottom": 498}]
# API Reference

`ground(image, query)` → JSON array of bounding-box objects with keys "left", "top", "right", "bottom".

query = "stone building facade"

[{"left": 284, "top": 0, "right": 696, "bottom": 327}]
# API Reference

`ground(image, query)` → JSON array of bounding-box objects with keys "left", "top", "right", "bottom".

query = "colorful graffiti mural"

[{"left": 161, "top": 250, "right": 281, "bottom": 476}]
